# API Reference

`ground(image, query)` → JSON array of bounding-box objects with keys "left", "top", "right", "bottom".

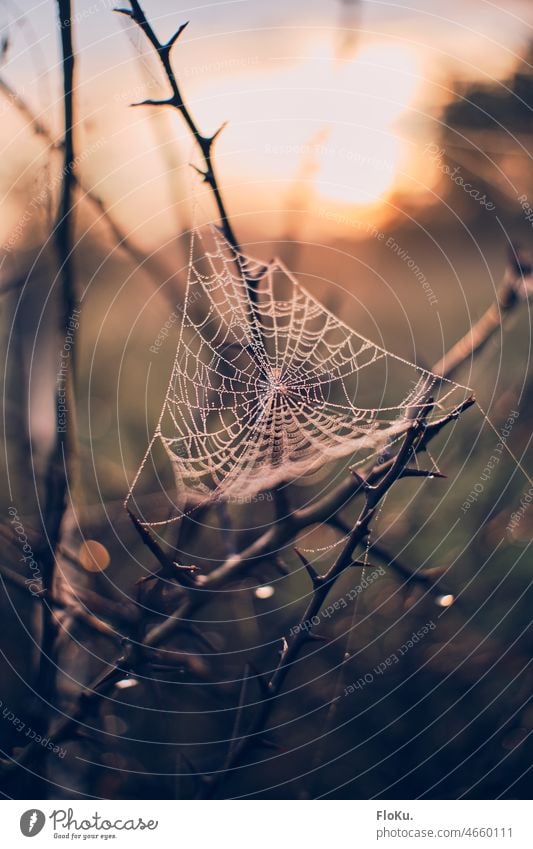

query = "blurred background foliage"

[{"left": 0, "top": 0, "right": 532, "bottom": 799}]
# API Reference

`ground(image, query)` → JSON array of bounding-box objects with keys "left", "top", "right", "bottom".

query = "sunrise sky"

[{"left": 1, "top": 0, "right": 532, "bottom": 247}]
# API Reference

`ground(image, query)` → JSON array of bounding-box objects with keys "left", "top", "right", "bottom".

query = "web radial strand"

[{"left": 127, "top": 227, "right": 471, "bottom": 522}]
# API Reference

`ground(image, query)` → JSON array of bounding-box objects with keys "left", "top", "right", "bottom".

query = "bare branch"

[
  {"left": 0, "top": 76, "right": 177, "bottom": 302},
  {"left": 294, "top": 548, "right": 324, "bottom": 588},
  {"left": 119, "top": 1, "right": 237, "bottom": 250},
  {"left": 118, "top": 0, "right": 264, "bottom": 319},
  {"left": 0, "top": 561, "right": 127, "bottom": 642},
  {"left": 34, "top": 0, "right": 78, "bottom": 721},
  {"left": 128, "top": 509, "right": 199, "bottom": 588},
  {"left": 196, "top": 404, "right": 445, "bottom": 796},
  {"left": 432, "top": 246, "right": 532, "bottom": 380}
]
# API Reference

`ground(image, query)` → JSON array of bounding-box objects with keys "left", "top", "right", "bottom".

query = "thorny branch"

[
  {"left": 116, "top": 0, "right": 237, "bottom": 251},
  {"left": 432, "top": 244, "right": 532, "bottom": 381},
  {"left": 117, "top": 0, "right": 264, "bottom": 325},
  {"left": 196, "top": 398, "right": 476, "bottom": 797},
  {"left": 1, "top": 395, "right": 474, "bottom": 777}
]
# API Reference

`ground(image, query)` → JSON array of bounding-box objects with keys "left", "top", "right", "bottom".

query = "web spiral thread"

[{"left": 126, "top": 228, "right": 471, "bottom": 525}]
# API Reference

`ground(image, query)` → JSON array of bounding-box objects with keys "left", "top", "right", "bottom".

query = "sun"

[
  {"left": 110, "top": 34, "right": 425, "bottom": 238},
  {"left": 316, "top": 41, "right": 423, "bottom": 207}
]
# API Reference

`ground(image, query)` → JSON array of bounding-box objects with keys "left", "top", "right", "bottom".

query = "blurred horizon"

[{"left": 1, "top": 0, "right": 533, "bottom": 254}]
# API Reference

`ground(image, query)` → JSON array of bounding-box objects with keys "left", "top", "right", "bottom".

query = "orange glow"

[
  {"left": 182, "top": 36, "right": 425, "bottom": 220},
  {"left": 316, "top": 42, "right": 422, "bottom": 206},
  {"left": 78, "top": 540, "right": 111, "bottom": 572}
]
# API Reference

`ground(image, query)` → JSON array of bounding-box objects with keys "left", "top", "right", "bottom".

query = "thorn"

[
  {"left": 209, "top": 121, "right": 228, "bottom": 144},
  {"left": 190, "top": 163, "right": 210, "bottom": 183},
  {"left": 278, "top": 636, "right": 289, "bottom": 658},
  {"left": 213, "top": 223, "right": 228, "bottom": 239},
  {"left": 175, "top": 562, "right": 201, "bottom": 573},
  {"left": 114, "top": 7, "right": 134, "bottom": 17},
  {"left": 136, "top": 563, "right": 199, "bottom": 584},
  {"left": 294, "top": 548, "right": 323, "bottom": 586},
  {"left": 79, "top": 690, "right": 93, "bottom": 705},
  {"left": 349, "top": 559, "right": 372, "bottom": 569},
  {"left": 350, "top": 469, "right": 371, "bottom": 490},
  {"left": 130, "top": 97, "right": 175, "bottom": 108},
  {"left": 400, "top": 468, "right": 447, "bottom": 479},
  {"left": 127, "top": 509, "right": 196, "bottom": 588},
  {"left": 165, "top": 21, "right": 189, "bottom": 50},
  {"left": 421, "top": 397, "right": 475, "bottom": 445},
  {"left": 307, "top": 633, "right": 329, "bottom": 643}
]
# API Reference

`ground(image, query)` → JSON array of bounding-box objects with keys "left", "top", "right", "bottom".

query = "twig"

[
  {"left": 0, "top": 76, "right": 176, "bottom": 300},
  {"left": 198, "top": 402, "right": 437, "bottom": 796},
  {"left": 117, "top": 1, "right": 236, "bottom": 250},
  {"left": 3, "top": 404, "right": 475, "bottom": 780},
  {"left": 42, "top": 0, "right": 78, "bottom": 531},
  {"left": 34, "top": 0, "right": 78, "bottom": 722},
  {"left": 0, "top": 76, "right": 51, "bottom": 138},
  {"left": 327, "top": 517, "right": 453, "bottom": 600},
  {"left": 0, "top": 560, "right": 124, "bottom": 641},
  {"left": 432, "top": 245, "right": 532, "bottom": 380},
  {"left": 133, "top": 396, "right": 474, "bottom": 660},
  {"left": 187, "top": 396, "right": 473, "bottom": 795},
  {"left": 117, "top": 0, "right": 263, "bottom": 327},
  {"left": 128, "top": 508, "right": 199, "bottom": 588}
]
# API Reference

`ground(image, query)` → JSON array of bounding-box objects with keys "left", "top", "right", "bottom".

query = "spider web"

[{"left": 127, "top": 227, "right": 471, "bottom": 523}]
